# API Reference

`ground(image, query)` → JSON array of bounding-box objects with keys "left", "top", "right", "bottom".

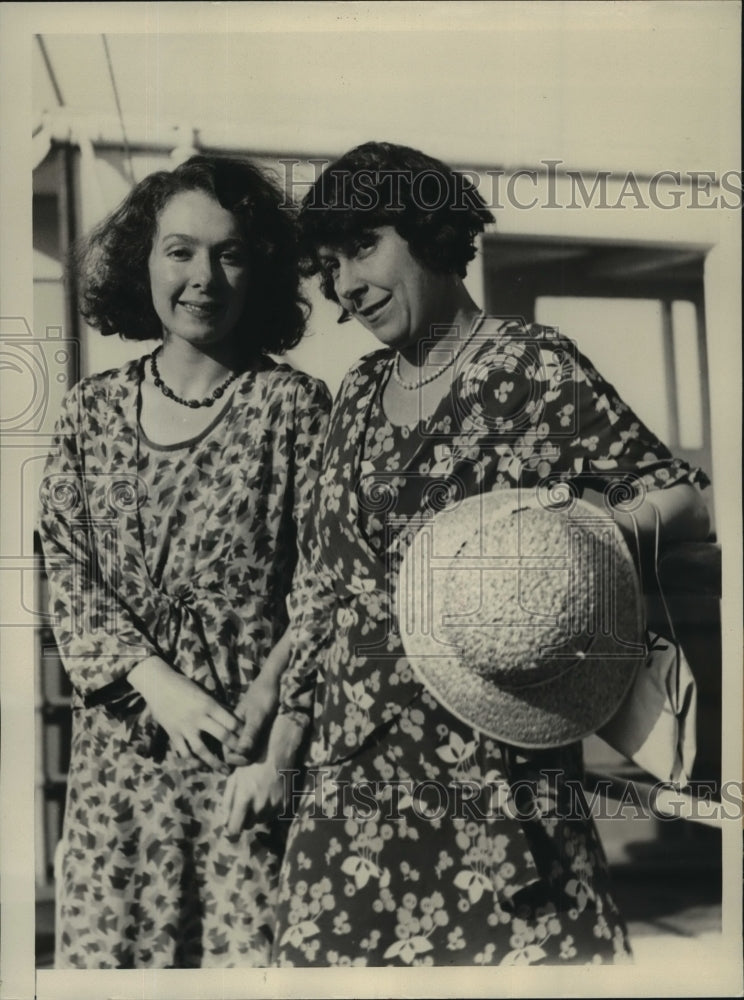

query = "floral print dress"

[
  {"left": 272, "top": 321, "right": 709, "bottom": 967},
  {"left": 38, "top": 355, "right": 330, "bottom": 968}
]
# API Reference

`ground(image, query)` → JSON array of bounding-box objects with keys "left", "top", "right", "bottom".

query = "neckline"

[
  {"left": 379, "top": 313, "right": 495, "bottom": 431},
  {"left": 135, "top": 354, "right": 243, "bottom": 451},
  {"left": 392, "top": 310, "right": 486, "bottom": 392}
]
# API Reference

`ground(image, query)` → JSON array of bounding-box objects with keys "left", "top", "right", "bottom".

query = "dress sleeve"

[
  {"left": 525, "top": 328, "right": 711, "bottom": 496},
  {"left": 278, "top": 544, "right": 338, "bottom": 732},
  {"left": 288, "top": 376, "right": 332, "bottom": 556},
  {"left": 38, "top": 384, "right": 158, "bottom": 710},
  {"left": 277, "top": 376, "right": 339, "bottom": 732}
]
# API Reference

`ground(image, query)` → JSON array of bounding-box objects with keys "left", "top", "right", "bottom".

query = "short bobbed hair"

[
  {"left": 77, "top": 155, "right": 307, "bottom": 359},
  {"left": 298, "top": 141, "right": 494, "bottom": 303}
]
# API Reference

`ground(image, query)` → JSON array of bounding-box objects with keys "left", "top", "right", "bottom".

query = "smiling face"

[
  {"left": 147, "top": 188, "right": 250, "bottom": 350},
  {"left": 317, "top": 226, "right": 452, "bottom": 351}
]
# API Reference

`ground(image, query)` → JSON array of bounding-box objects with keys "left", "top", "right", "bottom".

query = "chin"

[
  {"left": 368, "top": 324, "right": 408, "bottom": 348},
  {"left": 389, "top": 334, "right": 419, "bottom": 353}
]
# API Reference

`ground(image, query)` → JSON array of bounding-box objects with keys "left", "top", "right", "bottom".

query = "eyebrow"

[
  {"left": 318, "top": 231, "right": 378, "bottom": 257},
  {"left": 160, "top": 233, "right": 246, "bottom": 245}
]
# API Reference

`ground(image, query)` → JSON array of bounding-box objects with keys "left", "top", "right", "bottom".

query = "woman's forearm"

[{"left": 128, "top": 654, "right": 175, "bottom": 696}]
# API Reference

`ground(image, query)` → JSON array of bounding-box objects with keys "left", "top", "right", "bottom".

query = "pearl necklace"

[
  {"left": 150, "top": 348, "right": 240, "bottom": 408},
  {"left": 392, "top": 312, "right": 486, "bottom": 391}
]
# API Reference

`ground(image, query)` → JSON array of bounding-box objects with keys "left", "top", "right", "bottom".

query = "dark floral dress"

[
  {"left": 272, "top": 321, "right": 709, "bottom": 967},
  {"left": 38, "top": 354, "right": 330, "bottom": 968}
]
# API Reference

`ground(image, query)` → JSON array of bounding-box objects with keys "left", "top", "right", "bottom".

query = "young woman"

[{"left": 38, "top": 155, "right": 331, "bottom": 968}]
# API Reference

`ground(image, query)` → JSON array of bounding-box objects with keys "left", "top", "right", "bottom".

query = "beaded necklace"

[{"left": 149, "top": 347, "right": 239, "bottom": 408}]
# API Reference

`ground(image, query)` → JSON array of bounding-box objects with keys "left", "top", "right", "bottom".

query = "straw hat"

[{"left": 397, "top": 490, "right": 645, "bottom": 748}]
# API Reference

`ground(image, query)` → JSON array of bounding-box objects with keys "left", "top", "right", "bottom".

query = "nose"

[
  {"left": 334, "top": 257, "right": 366, "bottom": 306},
  {"left": 188, "top": 250, "right": 217, "bottom": 290}
]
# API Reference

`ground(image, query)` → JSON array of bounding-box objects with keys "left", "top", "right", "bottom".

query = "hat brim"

[{"left": 397, "top": 490, "right": 645, "bottom": 749}]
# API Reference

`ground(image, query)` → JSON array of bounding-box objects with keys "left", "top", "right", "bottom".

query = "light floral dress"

[
  {"left": 272, "top": 321, "right": 709, "bottom": 967},
  {"left": 39, "top": 355, "right": 330, "bottom": 968}
]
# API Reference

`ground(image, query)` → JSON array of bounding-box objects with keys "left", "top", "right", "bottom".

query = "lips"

[
  {"left": 179, "top": 300, "right": 222, "bottom": 318},
  {"left": 358, "top": 295, "right": 392, "bottom": 321}
]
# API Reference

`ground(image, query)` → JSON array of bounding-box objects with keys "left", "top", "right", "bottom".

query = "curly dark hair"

[
  {"left": 76, "top": 155, "right": 307, "bottom": 359},
  {"left": 297, "top": 141, "right": 494, "bottom": 304}
]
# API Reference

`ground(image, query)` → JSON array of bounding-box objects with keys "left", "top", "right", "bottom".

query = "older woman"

[
  {"left": 38, "top": 155, "right": 331, "bottom": 968},
  {"left": 229, "top": 142, "right": 710, "bottom": 966}
]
